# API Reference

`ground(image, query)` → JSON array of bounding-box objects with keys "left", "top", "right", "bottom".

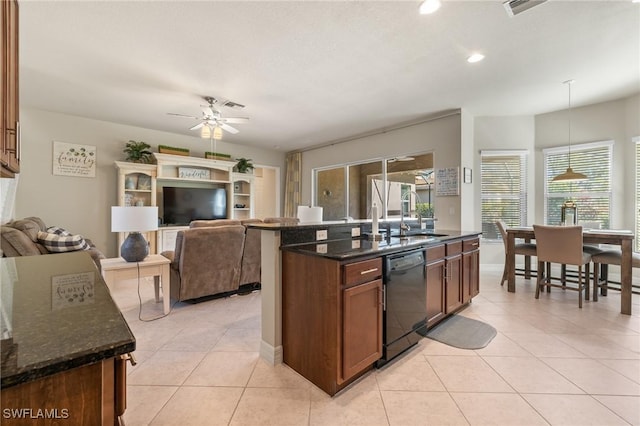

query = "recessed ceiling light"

[
  {"left": 419, "top": 0, "right": 441, "bottom": 15},
  {"left": 467, "top": 53, "right": 485, "bottom": 63}
]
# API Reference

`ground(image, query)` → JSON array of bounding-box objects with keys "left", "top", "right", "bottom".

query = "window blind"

[
  {"left": 544, "top": 141, "right": 612, "bottom": 228},
  {"left": 480, "top": 152, "right": 528, "bottom": 240}
]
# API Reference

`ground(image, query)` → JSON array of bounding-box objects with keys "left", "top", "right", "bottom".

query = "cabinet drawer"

[
  {"left": 463, "top": 238, "right": 480, "bottom": 252},
  {"left": 446, "top": 241, "right": 462, "bottom": 256},
  {"left": 426, "top": 244, "right": 445, "bottom": 263},
  {"left": 343, "top": 258, "right": 382, "bottom": 287}
]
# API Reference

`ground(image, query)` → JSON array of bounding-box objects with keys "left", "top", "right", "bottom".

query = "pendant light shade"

[{"left": 552, "top": 80, "right": 587, "bottom": 182}]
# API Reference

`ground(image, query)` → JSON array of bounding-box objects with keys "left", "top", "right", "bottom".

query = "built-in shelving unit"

[{"left": 115, "top": 154, "right": 256, "bottom": 255}]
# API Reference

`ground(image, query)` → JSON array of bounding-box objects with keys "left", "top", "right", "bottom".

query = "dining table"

[{"left": 505, "top": 226, "right": 635, "bottom": 315}]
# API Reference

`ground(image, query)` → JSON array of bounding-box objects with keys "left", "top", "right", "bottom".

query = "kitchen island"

[
  {"left": 250, "top": 220, "right": 480, "bottom": 395},
  {"left": 1, "top": 251, "right": 135, "bottom": 425}
]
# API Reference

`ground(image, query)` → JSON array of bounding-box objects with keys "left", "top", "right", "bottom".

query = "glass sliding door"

[{"left": 316, "top": 166, "right": 346, "bottom": 221}]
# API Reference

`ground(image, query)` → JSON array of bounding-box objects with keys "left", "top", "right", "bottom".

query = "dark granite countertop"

[
  {"left": 281, "top": 230, "right": 481, "bottom": 260},
  {"left": 0, "top": 252, "right": 135, "bottom": 389}
]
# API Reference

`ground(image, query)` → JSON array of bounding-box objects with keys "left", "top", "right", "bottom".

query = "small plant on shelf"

[
  {"left": 158, "top": 145, "right": 190, "bottom": 156},
  {"left": 235, "top": 157, "right": 254, "bottom": 174},
  {"left": 123, "top": 140, "right": 153, "bottom": 163}
]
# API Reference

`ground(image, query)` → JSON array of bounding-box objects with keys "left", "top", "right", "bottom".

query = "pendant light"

[{"left": 552, "top": 79, "right": 587, "bottom": 182}]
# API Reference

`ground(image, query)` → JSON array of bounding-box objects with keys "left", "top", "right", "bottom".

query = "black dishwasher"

[{"left": 377, "top": 249, "right": 427, "bottom": 367}]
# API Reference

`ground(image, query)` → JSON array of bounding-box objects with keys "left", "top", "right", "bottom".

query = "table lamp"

[{"left": 111, "top": 206, "right": 158, "bottom": 262}]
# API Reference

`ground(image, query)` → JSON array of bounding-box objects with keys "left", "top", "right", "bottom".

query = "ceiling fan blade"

[
  {"left": 220, "top": 123, "right": 239, "bottom": 134},
  {"left": 189, "top": 122, "right": 205, "bottom": 131},
  {"left": 167, "top": 112, "right": 199, "bottom": 119},
  {"left": 222, "top": 117, "right": 249, "bottom": 124}
]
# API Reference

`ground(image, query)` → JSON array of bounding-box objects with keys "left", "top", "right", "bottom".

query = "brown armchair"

[{"left": 162, "top": 225, "right": 246, "bottom": 302}]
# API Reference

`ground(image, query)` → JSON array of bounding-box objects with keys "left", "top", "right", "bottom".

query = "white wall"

[
  {"left": 473, "top": 115, "right": 536, "bottom": 265},
  {"left": 16, "top": 108, "right": 286, "bottom": 257},
  {"left": 299, "top": 111, "right": 465, "bottom": 231}
]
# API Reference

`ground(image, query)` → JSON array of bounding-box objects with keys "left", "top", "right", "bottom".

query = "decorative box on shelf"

[
  {"left": 158, "top": 145, "right": 189, "bottom": 156},
  {"left": 205, "top": 152, "right": 232, "bottom": 161}
]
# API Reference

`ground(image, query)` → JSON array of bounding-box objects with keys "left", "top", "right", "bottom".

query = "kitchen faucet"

[{"left": 399, "top": 190, "right": 424, "bottom": 238}]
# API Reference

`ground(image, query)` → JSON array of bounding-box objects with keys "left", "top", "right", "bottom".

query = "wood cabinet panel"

[
  {"left": 342, "top": 279, "right": 382, "bottom": 381},
  {"left": 426, "top": 258, "right": 445, "bottom": 327},
  {"left": 1, "top": 359, "right": 115, "bottom": 425},
  {"left": 343, "top": 257, "right": 382, "bottom": 287},
  {"left": 445, "top": 253, "right": 462, "bottom": 313},
  {"left": 1, "top": 0, "right": 19, "bottom": 177}
]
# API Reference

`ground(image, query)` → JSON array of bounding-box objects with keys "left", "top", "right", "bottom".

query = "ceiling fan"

[{"left": 168, "top": 96, "right": 249, "bottom": 139}]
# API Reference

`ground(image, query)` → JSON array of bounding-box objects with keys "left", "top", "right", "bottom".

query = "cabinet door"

[
  {"left": 426, "top": 259, "right": 445, "bottom": 327},
  {"left": 342, "top": 279, "right": 382, "bottom": 382},
  {"left": 445, "top": 255, "right": 462, "bottom": 313},
  {"left": 1, "top": 0, "right": 19, "bottom": 176},
  {"left": 462, "top": 249, "right": 480, "bottom": 303}
]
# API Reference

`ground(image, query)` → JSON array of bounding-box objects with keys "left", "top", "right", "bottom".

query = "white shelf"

[{"left": 156, "top": 176, "right": 231, "bottom": 184}]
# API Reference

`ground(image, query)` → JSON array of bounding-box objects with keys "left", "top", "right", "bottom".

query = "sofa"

[
  {"left": 1, "top": 216, "right": 105, "bottom": 269},
  {"left": 161, "top": 219, "right": 264, "bottom": 302}
]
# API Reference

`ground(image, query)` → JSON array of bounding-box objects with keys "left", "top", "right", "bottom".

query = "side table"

[{"left": 101, "top": 254, "right": 171, "bottom": 314}]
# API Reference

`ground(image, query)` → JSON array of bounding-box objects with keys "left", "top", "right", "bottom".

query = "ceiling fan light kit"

[{"left": 169, "top": 96, "right": 249, "bottom": 140}]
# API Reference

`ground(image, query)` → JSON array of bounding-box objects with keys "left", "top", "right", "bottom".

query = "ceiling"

[{"left": 19, "top": 1, "right": 640, "bottom": 152}]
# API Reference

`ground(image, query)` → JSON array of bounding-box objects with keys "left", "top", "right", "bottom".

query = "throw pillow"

[
  {"left": 46, "top": 226, "right": 71, "bottom": 236},
  {"left": 37, "top": 231, "right": 90, "bottom": 253}
]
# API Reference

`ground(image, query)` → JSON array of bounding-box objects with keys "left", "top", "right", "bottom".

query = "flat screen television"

[{"left": 162, "top": 186, "right": 227, "bottom": 225}]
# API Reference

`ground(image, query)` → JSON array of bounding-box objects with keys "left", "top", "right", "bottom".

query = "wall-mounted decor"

[
  {"left": 435, "top": 167, "right": 459, "bottom": 196},
  {"left": 178, "top": 167, "right": 210, "bottom": 180},
  {"left": 464, "top": 167, "right": 473, "bottom": 184},
  {"left": 52, "top": 141, "right": 97, "bottom": 178}
]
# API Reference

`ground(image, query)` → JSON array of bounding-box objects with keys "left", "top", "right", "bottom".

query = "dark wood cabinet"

[
  {"left": 1, "top": 0, "right": 20, "bottom": 177},
  {"left": 426, "top": 244, "right": 446, "bottom": 327},
  {"left": 282, "top": 252, "right": 382, "bottom": 396},
  {"left": 342, "top": 278, "right": 382, "bottom": 380},
  {"left": 462, "top": 237, "right": 480, "bottom": 303},
  {"left": 445, "top": 240, "right": 463, "bottom": 313}
]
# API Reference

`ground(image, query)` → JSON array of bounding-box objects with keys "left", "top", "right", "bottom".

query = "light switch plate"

[
  {"left": 316, "top": 229, "right": 328, "bottom": 241},
  {"left": 351, "top": 227, "right": 361, "bottom": 237}
]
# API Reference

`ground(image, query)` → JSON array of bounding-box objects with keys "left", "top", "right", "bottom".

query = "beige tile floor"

[{"left": 110, "top": 267, "right": 640, "bottom": 426}]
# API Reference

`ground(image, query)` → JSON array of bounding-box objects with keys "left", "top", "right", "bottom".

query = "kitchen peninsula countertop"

[
  {"left": 0, "top": 251, "right": 135, "bottom": 389},
  {"left": 281, "top": 231, "right": 480, "bottom": 260}
]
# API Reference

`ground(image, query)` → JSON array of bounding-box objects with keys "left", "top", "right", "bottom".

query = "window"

[
  {"left": 480, "top": 151, "right": 528, "bottom": 240},
  {"left": 543, "top": 141, "right": 612, "bottom": 228}
]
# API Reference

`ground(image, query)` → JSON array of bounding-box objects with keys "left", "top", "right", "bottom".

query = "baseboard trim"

[{"left": 260, "top": 340, "right": 283, "bottom": 365}]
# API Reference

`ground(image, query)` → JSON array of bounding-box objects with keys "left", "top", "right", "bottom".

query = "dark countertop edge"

[
  {"left": 281, "top": 231, "right": 481, "bottom": 260},
  {"left": 1, "top": 340, "right": 135, "bottom": 389}
]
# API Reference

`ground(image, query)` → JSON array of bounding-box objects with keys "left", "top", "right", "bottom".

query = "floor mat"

[{"left": 420, "top": 315, "right": 497, "bottom": 349}]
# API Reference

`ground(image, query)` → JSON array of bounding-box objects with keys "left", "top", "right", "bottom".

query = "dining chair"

[
  {"left": 533, "top": 224, "right": 592, "bottom": 308},
  {"left": 591, "top": 250, "right": 640, "bottom": 301},
  {"left": 560, "top": 221, "right": 604, "bottom": 285},
  {"left": 496, "top": 220, "right": 537, "bottom": 286}
]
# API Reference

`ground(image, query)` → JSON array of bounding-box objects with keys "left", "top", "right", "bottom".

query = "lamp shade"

[
  {"left": 111, "top": 206, "right": 158, "bottom": 233},
  {"left": 297, "top": 206, "right": 323, "bottom": 223}
]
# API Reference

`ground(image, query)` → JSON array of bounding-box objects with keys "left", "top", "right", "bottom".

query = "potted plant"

[
  {"left": 123, "top": 140, "right": 153, "bottom": 163},
  {"left": 235, "top": 157, "right": 254, "bottom": 174}
]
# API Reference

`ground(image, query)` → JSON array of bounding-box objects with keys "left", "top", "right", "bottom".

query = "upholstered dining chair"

[
  {"left": 496, "top": 220, "right": 537, "bottom": 286},
  {"left": 533, "top": 224, "right": 592, "bottom": 308},
  {"left": 591, "top": 250, "right": 640, "bottom": 301}
]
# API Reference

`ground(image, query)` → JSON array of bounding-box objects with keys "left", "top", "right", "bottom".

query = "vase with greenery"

[
  {"left": 235, "top": 157, "right": 254, "bottom": 174},
  {"left": 123, "top": 140, "right": 153, "bottom": 163}
]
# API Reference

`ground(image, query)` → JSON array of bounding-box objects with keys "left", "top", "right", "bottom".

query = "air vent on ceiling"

[{"left": 503, "top": 0, "right": 547, "bottom": 17}]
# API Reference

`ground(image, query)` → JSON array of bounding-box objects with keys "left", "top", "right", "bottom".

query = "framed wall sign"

[
  {"left": 52, "top": 141, "right": 97, "bottom": 178},
  {"left": 435, "top": 167, "right": 459, "bottom": 196}
]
